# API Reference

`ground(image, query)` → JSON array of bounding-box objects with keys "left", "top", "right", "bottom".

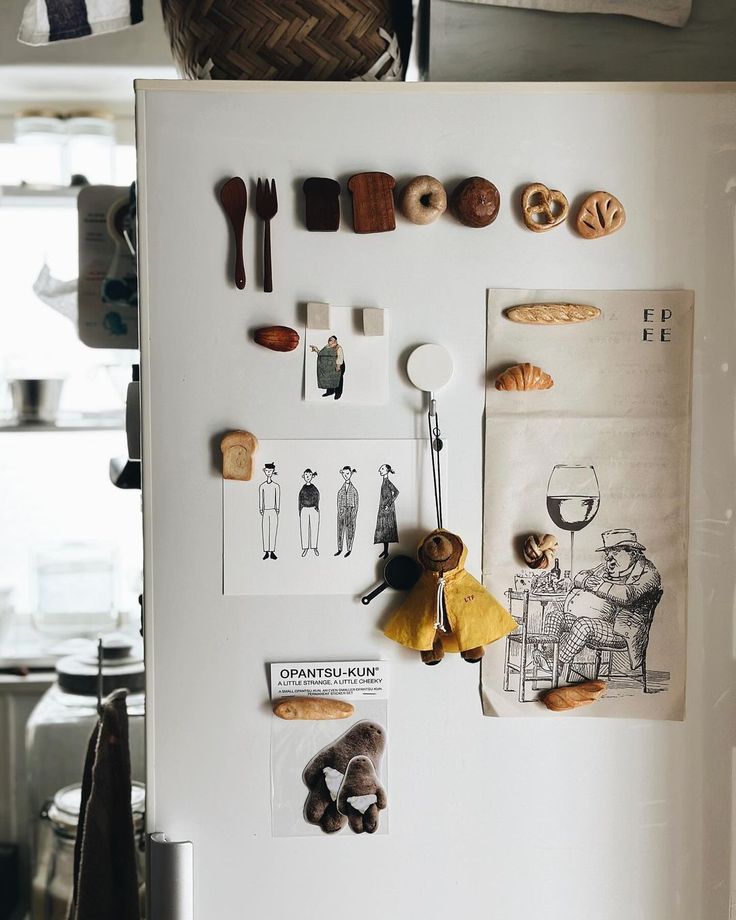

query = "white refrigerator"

[{"left": 136, "top": 81, "right": 736, "bottom": 919}]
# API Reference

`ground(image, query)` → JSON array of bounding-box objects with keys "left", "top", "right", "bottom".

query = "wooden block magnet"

[
  {"left": 303, "top": 178, "right": 341, "bottom": 231},
  {"left": 307, "top": 301, "right": 330, "bottom": 330},
  {"left": 347, "top": 172, "right": 396, "bottom": 234},
  {"left": 362, "top": 307, "right": 385, "bottom": 337},
  {"left": 221, "top": 430, "right": 258, "bottom": 481}
]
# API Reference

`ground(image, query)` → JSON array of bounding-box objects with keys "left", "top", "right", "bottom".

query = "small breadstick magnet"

[
  {"left": 272, "top": 697, "right": 355, "bottom": 720},
  {"left": 504, "top": 303, "right": 601, "bottom": 325},
  {"left": 542, "top": 680, "right": 607, "bottom": 712},
  {"left": 221, "top": 430, "right": 258, "bottom": 481}
]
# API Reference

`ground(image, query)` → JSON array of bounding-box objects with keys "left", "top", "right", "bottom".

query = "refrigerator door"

[{"left": 137, "top": 82, "right": 735, "bottom": 919}]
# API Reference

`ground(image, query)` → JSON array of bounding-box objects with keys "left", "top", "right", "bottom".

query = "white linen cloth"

[
  {"left": 18, "top": 0, "right": 143, "bottom": 45},
  {"left": 446, "top": 0, "right": 692, "bottom": 28}
]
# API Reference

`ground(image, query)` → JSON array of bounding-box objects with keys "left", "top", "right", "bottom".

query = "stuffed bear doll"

[
  {"left": 383, "top": 528, "right": 517, "bottom": 665},
  {"left": 336, "top": 755, "right": 387, "bottom": 834},
  {"left": 303, "top": 721, "right": 386, "bottom": 833}
]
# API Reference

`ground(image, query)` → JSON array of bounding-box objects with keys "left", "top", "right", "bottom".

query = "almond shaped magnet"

[
  {"left": 576, "top": 191, "right": 626, "bottom": 239},
  {"left": 253, "top": 326, "right": 300, "bottom": 352},
  {"left": 521, "top": 182, "right": 569, "bottom": 232}
]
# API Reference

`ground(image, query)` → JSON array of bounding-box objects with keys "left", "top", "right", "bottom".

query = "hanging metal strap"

[
  {"left": 434, "top": 576, "right": 447, "bottom": 633},
  {"left": 427, "top": 395, "right": 444, "bottom": 530}
]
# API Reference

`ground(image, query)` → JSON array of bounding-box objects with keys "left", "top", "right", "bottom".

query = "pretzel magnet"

[{"left": 521, "top": 182, "right": 569, "bottom": 232}]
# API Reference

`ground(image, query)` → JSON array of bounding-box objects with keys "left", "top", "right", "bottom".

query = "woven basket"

[{"left": 160, "top": 0, "right": 406, "bottom": 81}]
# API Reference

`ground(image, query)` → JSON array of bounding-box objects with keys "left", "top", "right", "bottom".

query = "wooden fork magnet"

[{"left": 255, "top": 178, "right": 278, "bottom": 292}]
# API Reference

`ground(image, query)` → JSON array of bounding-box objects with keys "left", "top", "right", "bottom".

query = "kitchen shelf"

[
  {"left": 0, "top": 184, "right": 80, "bottom": 208},
  {"left": 0, "top": 415, "right": 124, "bottom": 432}
]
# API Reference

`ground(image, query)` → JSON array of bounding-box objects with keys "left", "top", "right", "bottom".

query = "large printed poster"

[{"left": 481, "top": 290, "right": 693, "bottom": 720}]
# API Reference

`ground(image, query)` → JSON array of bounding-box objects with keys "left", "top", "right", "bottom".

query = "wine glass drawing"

[{"left": 546, "top": 464, "right": 600, "bottom": 576}]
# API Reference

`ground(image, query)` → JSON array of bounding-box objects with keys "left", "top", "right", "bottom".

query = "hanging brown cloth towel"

[{"left": 67, "top": 688, "right": 140, "bottom": 920}]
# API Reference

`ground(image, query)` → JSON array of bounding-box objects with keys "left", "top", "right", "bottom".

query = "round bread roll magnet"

[
  {"left": 407, "top": 344, "right": 454, "bottom": 392},
  {"left": 398, "top": 176, "right": 447, "bottom": 225},
  {"left": 450, "top": 177, "right": 500, "bottom": 228}
]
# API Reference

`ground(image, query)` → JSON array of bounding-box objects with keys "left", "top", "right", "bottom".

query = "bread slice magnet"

[{"left": 220, "top": 430, "right": 258, "bottom": 481}]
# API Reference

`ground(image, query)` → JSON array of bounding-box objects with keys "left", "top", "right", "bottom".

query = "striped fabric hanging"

[{"left": 18, "top": 0, "right": 143, "bottom": 45}]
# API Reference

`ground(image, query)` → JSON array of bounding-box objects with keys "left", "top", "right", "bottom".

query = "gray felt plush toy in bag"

[{"left": 303, "top": 721, "right": 387, "bottom": 834}]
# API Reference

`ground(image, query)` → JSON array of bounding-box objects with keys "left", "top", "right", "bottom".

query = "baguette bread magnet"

[
  {"left": 541, "top": 680, "right": 606, "bottom": 712},
  {"left": 273, "top": 697, "right": 355, "bottom": 720},
  {"left": 504, "top": 303, "right": 601, "bottom": 325}
]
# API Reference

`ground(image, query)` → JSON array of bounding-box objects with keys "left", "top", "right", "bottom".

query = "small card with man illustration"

[{"left": 304, "top": 306, "right": 389, "bottom": 405}]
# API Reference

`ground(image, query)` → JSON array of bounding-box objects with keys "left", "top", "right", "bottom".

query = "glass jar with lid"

[{"left": 31, "top": 781, "right": 145, "bottom": 920}]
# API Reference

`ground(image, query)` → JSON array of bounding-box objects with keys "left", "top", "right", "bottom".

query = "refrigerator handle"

[{"left": 147, "top": 832, "right": 194, "bottom": 920}]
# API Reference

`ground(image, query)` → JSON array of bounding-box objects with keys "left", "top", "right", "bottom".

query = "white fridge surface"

[{"left": 136, "top": 82, "right": 736, "bottom": 919}]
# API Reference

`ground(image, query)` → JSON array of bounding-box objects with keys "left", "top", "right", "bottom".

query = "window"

[{"left": 0, "top": 126, "right": 142, "bottom": 652}]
